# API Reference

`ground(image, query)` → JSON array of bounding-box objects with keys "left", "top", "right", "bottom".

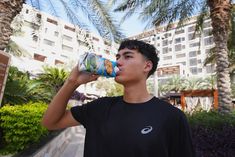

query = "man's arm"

[{"left": 41, "top": 66, "right": 99, "bottom": 130}]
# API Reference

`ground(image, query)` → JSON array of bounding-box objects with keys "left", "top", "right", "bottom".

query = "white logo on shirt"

[{"left": 141, "top": 126, "right": 153, "bottom": 134}]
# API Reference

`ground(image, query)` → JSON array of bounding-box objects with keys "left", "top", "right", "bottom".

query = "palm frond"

[
  {"left": 5, "top": 39, "right": 31, "bottom": 57},
  {"left": 25, "top": 0, "right": 124, "bottom": 41},
  {"left": 113, "top": 0, "right": 203, "bottom": 30},
  {"left": 87, "top": 0, "right": 125, "bottom": 42}
]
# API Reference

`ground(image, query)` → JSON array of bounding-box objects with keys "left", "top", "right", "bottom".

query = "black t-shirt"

[{"left": 71, "top": 96, "right": 195, "bottom": 157}]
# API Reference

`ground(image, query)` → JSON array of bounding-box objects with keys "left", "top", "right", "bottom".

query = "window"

[
  {"left": 55, "top": 59, "right": 64, "bottom": 65},
  {"left": 34, "top": 53, "right": 46, "bottom": 62},
  {"left": 47, "top": 18, "right": 58, "bottom": 25},
  {"left": 61, "top": 54, "right": 68, "bottom": 58},
  {"left": 176, "top": 53, "right": 186, "bottom": 58},
  {"left": 189, "top": 58, "right": 197, "bottom": 66},
  {"left": 163, "top": 56, "right": 172, "bottom": 60},
  {"left": 62, "top": 44, "right": 73, "bottom": 52},
  {"left": 162, "top": 47, "right": 168, "bottom": 54},
  {"left": 93, "top": 37, "right": 99, "bottom": 42},
  {"left": 54, "top": 31, "right": 59, "bottom": 37},
  {"left": 26, "top": 9, "right": 29, "bottom": 14},
  {"left": 24, "top": 21, "right": 39, "bottom": 30},
  {"left": 36, "top": 14, "right": 41, "bottom": 19},
  {"left": 198, "top": 59, "right": 201, "bottom": 63},
  {"left": 63, "top": 35, "right": 72, "bottom": 41},
  {"left": 32, "top": 35, "right": 38, "bottom": 42},
  {"left": 163, "top": 33, "right": 168, "bottom": 38},
  {"left": 203, "top": 29, "right": 212, "bottom": 37},
  {"left": 205, "top": 49, "right": 210, "bottom": 53},
  {"left": 104, "top": 41, "right": 111, "bottom": 46},
  {"left": 203, "top": 21, "right": 211, "bottom": 28},
  {"left": 206, "top": 65, "right": 215, "bottom": 73},
  {"left": 189, "top": 42, "right": 200, "bottom": 47},
  {"left": 175, "top": 38, "right": 181, "bottom": 44},
  {"left": 175, "top": 29, "right": 184, "bottom": 35},
  {"left": 190, "top": 67, "right": 198, "bottom": 74},
  {"left": 162, "top": 40, "right": 168, "bottom": 46},
  {"left": 78, "top": 39, "right": 87, "bottom": 46},
  {"left": 198, "top": 68, "right": 202, "bottom": 73},
  {"left": 64, "top": 25, "right": 75, "bottom": 32},
  {"left": 175, "top": 44, "right": 182, "bottom": 51},
  {"left": 188, "top": 33, "right": 200, "bottom": 40},
  {"left": 188, "top": 26, "right": 195, "bottom": 32},
  {"left": 176, "top": 62, "right": 186, "bottom": 65},
  {"left": 204, "top": 37, "right": 214, "bottom": 46},
  {"left": 189, "top": 51, "right": 197, "bottom": 57},
  {"left": 43, "top": 39, "right": 55, "bottom": 46}
]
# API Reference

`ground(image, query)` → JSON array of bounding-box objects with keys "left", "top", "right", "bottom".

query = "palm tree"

[
  {"left": 34, "top": 66, "right": 69, "bottom": 101},
  {"left": 0, "top": 0, "right": 124, "bottom": 52},
  {"left": 204, "top": 5, "right": 235, "bottom": 81},
  {"left": 2, "top": 66, "right": 37, "bottom": 105},
  {"left": 183, "top": 77, "right": 206, "bottom": 90},
  {"left": 5, "top": 14, "right": 31, "bottom": 57},
  {"left": 112, "top": 0, "right": 234, "bottom": 113},
  {"left": 163, "top": 75, "right": 185, "bottom": 93}
]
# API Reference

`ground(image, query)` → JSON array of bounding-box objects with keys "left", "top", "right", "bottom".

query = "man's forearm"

[{"left": 41, "top": 80, "right": 79, "bottom": 127}]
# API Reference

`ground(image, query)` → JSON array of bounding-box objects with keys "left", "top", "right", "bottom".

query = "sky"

[
  {"left": 27, "top": 0, "right": 235, "bottom": 38},
  {"left": 26, "top": 0, "right": 147, "bottom": 38},
  {"left": 110, "top": 12, "right": 148, "bottom": 37}
]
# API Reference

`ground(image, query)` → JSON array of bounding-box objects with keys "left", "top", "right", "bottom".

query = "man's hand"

[{"left": 67, "top": 65, "right": 100, "bottom": 87}]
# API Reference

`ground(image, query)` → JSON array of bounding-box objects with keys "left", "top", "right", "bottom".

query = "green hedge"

[
  {"left": 187, "top": 110, "right": 235, "bottom": 157},
  {"left": 188, "top": 110, "right": 235, "bottom": 129},
  {"left": 0, "top": 102, "right": 48, "bottom": 155}
]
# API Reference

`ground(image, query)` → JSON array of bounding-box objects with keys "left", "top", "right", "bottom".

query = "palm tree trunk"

[
  {"left": 208, "top": 0, "right": 233, "bottom": 113},
  {"left": 0, "top": 0, "right": 24, "bottom": 50}
]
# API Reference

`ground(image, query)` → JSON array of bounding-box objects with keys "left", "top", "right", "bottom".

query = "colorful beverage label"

[{"left": 78, "top": 52, "right": 119, "bottom": 77}]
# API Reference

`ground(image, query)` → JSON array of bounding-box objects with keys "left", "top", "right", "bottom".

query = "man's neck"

[{"left": 123, "top": 81, "right": 153, "bottom": 104}]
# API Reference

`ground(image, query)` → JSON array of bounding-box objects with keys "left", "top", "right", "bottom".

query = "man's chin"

[{"left": 114, "top": 77, "right": 123, "bottom": 84}]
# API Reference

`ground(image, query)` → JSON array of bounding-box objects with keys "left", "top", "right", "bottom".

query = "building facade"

[
  {"left": 9, "top": 4, "right": 118, "bottom": 96},
  {"left": 11, "top": 4, "right": 118, "bottom": 74},
  {"left": 128, "top": 16, "right": 216, "bottom": 84}
]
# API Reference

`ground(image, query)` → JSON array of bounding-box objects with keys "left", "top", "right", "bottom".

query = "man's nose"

[{"left": 116, "top": 58, "right": 122, "bottom": 67}]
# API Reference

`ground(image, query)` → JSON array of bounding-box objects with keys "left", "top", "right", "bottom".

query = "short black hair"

[{"left": 118, "top": 39, "right": 159, "bottom": 77}]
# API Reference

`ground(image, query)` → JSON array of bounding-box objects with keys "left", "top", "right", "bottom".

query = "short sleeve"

[
  {"left": 70, "top": 98, "right": 102, "bottom": 128},
  {"left": 70, "top": 97, "right": 118, "bottom": 128}
]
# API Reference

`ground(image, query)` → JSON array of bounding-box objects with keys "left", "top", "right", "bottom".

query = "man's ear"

[{"left": 144, "top": 60, "right": 153, "bottom": 73}]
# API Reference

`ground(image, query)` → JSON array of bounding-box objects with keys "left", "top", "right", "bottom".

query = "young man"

[{"left": 42, "top": 40, "right": 195, "bottom": 157}]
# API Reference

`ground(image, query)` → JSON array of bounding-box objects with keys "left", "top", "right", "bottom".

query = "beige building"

[
  {"left": 10, "top": 4, "right": 118, "bottom": 96},
  {"left": 129, "top": 16, "right": 216, "bottom": 84},
  {"left": 11, "top": 4, "right": 118, "bottom": 74}
]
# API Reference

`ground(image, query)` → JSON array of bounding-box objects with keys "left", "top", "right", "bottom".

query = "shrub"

[
  {"left": 188, "top": 111, "right": 235, "bottom": 157},
  {"left": 0, "top": 102, "right": 48, "bottom": 155}
]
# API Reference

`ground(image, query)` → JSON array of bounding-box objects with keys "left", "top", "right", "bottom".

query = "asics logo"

[{"left": 141, "top": 126, "right": 153, "bottom": 134}]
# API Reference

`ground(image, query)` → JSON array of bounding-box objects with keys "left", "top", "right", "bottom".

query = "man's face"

[{"left": 115, "top": 48, "right": 150, "bottom": 85}]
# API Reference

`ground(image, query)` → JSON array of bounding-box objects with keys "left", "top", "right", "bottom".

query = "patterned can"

[{"left": 78, "top": 52, "right": 119, "bottom": 77}]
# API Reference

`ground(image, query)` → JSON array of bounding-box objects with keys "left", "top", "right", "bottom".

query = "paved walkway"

[{"left": 60, "top": 126, "right": 86, "bottom": 157}]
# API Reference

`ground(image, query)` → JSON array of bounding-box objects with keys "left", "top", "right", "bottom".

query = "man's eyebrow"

[{"left": 116, "top": 51, "right": 134, "bottom": 58}]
